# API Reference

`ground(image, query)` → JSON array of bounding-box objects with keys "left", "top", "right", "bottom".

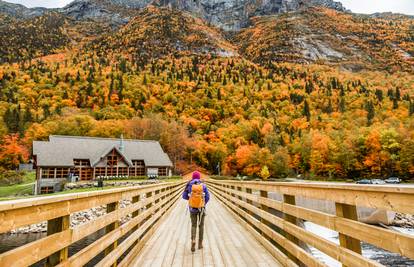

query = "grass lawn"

[
  {"left": 0, "top": 172, "right": 36, "bottom": 199},
  {"left": 0, "top": 176, "right": 183, "bottom": 201}
]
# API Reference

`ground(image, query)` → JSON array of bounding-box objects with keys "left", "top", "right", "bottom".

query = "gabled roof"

[
  {"left": 91, "top": 144, "right": 133, "bottom": 167},
  {"left": 33, "top": 135, "right": 173, "bottom": 167}
]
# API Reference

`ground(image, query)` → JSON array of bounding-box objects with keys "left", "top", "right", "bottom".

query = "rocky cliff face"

[
  {"left": 0, "top": 0, "right": 345, "bottom": 31},
  {"left": 86, "top": 0, "right": 346, "bottom": 31},
  {"left": 158, "top": 0, "right": 346, "bottom": 31}
]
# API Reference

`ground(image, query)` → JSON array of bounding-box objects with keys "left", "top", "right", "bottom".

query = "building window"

[
  {"left": 74, "top": 168, "right": 80, "bottom": 177},
  {"left": 41, "top": 168, "right": 55, "bottom": 179},
  {"left": 107, "top": 155, "right": 118, "bottom": 166},
  {"left": 132, "top": 160, "right": 145, "bottom": 176},
  {"left": 80, "top": 168, "right": 93, "bottom": 180},
  {"left": 118, "top": 167, "right": 128, "bottom": 176},
  {"left": 137, "top": 167, "right": 146, "bottom": 176},
  {"left": 132, "top": 160, "right": 145, "bottom": 167},
  {"left": 56, "top": 168, "right": 69, "bottom": 178},
  {"left": 95, "top": 167, "right": 106, "bottom": 177},
  {"left": 74, "top": 159, "right": 90, "bottom": 166},
  {"left": 41, "top": 186, "right": 54, "bottom": 194},
  {"left": 107, "top": 167, "right": 116, "bottom": 177},
  {"left": 158, "top": 167, "right": 167, "bottom": 176},
  {"left": 129, "top": 168, "right": 136, "bottom": 177}
]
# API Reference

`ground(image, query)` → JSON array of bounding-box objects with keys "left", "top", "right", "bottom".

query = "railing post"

[
  {"left": 335, "top": 202, "right": 362, "bottom": 266},
  {"left": 45, "top": 215, "right": 70, "bottom": 266},
  {"left": 245, "top": 187, "right": 253, "bottom": 215},
  {"left": 132, "top": 194, "right": 141, "bottom": 227},
  {"left": 105, "top": 201, "right": 120, "bottom": 267},
  {"left": 259, "top": 190, "right": 269, "bottom": 227},
  {"left": 230, "top": 185, "right": 236, "bottom": 197},
  {"left": 146, "top": 191, "right": 153, "bottom": 212},
  {"left": 236, "top": 186, "right": 244, "bottom": 212},
  {"left": 154, "top": 189, "right": 160, "bottom": 212},
  {"left": 283, "top": 194, "right": 300, "bottom": 264},
  {"left": 236, "top": 186, "right": 243, "bottom": 200},
  {"left": 130, "top": 194, "right": 141, "bottom": 249}
]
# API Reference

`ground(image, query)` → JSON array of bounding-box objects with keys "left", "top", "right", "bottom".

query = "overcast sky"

[{"left": 5, "top": 0, "right": 414, "bottom": 15}]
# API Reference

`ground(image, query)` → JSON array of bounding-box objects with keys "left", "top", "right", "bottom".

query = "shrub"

[{"left": 0, "top": 170, "right": 25, "bottom": 186}]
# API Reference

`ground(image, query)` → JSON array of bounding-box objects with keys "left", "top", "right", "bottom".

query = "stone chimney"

[{"left": 119, "top": 134, "right": 125, "bottom": 152}]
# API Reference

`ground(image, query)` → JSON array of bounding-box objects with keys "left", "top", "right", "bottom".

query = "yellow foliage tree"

[{"left": 260, "top": 165, "right": 270, "bottom": 180}]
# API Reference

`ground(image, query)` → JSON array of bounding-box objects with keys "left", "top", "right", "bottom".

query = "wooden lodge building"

[{"left": 33, "top": 135, "right": 173, "bottom": 194}]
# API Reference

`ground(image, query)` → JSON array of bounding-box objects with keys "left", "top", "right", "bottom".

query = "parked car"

[
  {"left": 385, "top": 177, "right": 401, "bottom": 184},
  {"left": 356, "top": 179, "right": 373, "bottom": 184},
  {"left": 371, "top": 179, "right": 386, "bottom": 185}
]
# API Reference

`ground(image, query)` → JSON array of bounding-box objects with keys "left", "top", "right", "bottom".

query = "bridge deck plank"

[{"left": 129, "top": 196, "right": 282, "bottom": 267}]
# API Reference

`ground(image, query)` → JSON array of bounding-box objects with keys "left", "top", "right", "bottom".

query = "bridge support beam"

[
  {"left": 45, "top": 215, "right": 69, "bottom": 266},
  {"left": 335, "top": 202, "right": 362, "bottom": 266}
]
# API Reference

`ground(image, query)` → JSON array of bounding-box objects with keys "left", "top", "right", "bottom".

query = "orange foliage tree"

[{"left": 0, "top": 134, "right": 29, "bottom": 170}]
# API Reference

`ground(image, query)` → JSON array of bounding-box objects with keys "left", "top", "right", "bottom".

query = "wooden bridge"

[{"left": 0, "top": 180, "right": 413, "bottom": 267}]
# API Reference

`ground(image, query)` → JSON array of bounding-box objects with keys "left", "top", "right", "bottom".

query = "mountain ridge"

[
  {"left": 0, "top": 1, "right": 413, "bottom": 72},
  {"left": 1, "top": 0, "right": 346, "bottom": 30}
]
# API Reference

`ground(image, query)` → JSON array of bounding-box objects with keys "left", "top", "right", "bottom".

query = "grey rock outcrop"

[{"left": 61, "top": 0, "right": 131, "bottom": 26}]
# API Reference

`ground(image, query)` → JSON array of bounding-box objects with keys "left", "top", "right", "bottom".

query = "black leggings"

[{"left": 190, "top": 211, "right": 205, "bottom": 242}]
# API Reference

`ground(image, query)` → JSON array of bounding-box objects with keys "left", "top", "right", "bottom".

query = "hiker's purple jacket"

[{"left": 182, "top": 179, "right": 210, "bottom": 213}]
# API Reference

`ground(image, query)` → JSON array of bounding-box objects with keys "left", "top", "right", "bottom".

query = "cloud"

[
  {"left": 5, "top": 0, "right": 414, "bottom": 15},
  {"left": 5, "top": 0, "right": 73, "bottom": 8},
  {"left": 340, "top": 0, "right": 414, "bottom": 15}
]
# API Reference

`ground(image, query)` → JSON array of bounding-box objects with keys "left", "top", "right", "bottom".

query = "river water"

[{"left": 304, "top": 222, "right": 414, "bottom": 266}]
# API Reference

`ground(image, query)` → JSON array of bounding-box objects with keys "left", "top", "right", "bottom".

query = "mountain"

[
  {"left": 142, "top": 0, "right": 346, "bottom": 31},
  {"left": 0, "top": 11, "right": 114, "bottom": 63},
  {"left": 60, "top": 0, "right": 139, "bottom": 27},
  {"left": 235, "top": 7, "right": 414, "bottom": 72},
  {"left": 0, "top": 2, "right": 414, "bottom": 179},
  {"left": 0, "top": 13, "right": 70, "bottom": 63},
  {"left": 1, "top": 0, "right": 346, "bottom": 30},
  {"left": 88, "top": 6, "right": 236, "bottom": 63},
  {"left": 0, "top": 1, "right": 412, "bottom": 71}
]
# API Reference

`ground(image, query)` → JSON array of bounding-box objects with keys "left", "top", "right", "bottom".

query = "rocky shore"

[
  {"left": 64, "top": 179, "right": 159, "bottom": 190},
  {"left": 392, "top": 213, "right": 414, "bottom": 228}
]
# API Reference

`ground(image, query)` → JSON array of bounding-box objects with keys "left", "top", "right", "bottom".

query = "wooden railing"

[
  {"left": 0, "top": 181, "right": 185, "bottom": 267},
  {"left": 207, "top": 180, "right": 414, "bottom": 267}
]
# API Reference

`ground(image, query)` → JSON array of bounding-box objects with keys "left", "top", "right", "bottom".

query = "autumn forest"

[{"left": 0, "top": 6, "right": 413, "bottom": 180}]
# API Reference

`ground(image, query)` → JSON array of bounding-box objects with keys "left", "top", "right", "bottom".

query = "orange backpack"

[{"left": 189, "top": 183, "right": 205, "bottom": 209}]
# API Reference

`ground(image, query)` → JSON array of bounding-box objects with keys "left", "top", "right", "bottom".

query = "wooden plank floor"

[{"left": 130, "top": 196, "right": 282, "bottom": 267}]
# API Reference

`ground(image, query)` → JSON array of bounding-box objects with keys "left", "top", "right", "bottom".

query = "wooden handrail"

[
  {"left": 207, "top": 180, "right": 414, "bottom": 214},
  {"left": 0, "top": 181, "right": 186, "bottom": 267},
  {"left": 207, "top": 180, "right": 414, "bottom": 267}
]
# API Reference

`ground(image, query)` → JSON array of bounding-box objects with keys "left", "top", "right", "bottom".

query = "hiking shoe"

[
  {"left": 191, "top": 241, "right": 196, "bottom": 252},
  {"left": 198, "top": 241, "right": 203, "bottom": 249}
]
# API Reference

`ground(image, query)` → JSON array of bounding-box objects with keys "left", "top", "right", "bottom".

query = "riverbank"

[{"left": 393, "top": 213, "right": 414, "bottom": 228}]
